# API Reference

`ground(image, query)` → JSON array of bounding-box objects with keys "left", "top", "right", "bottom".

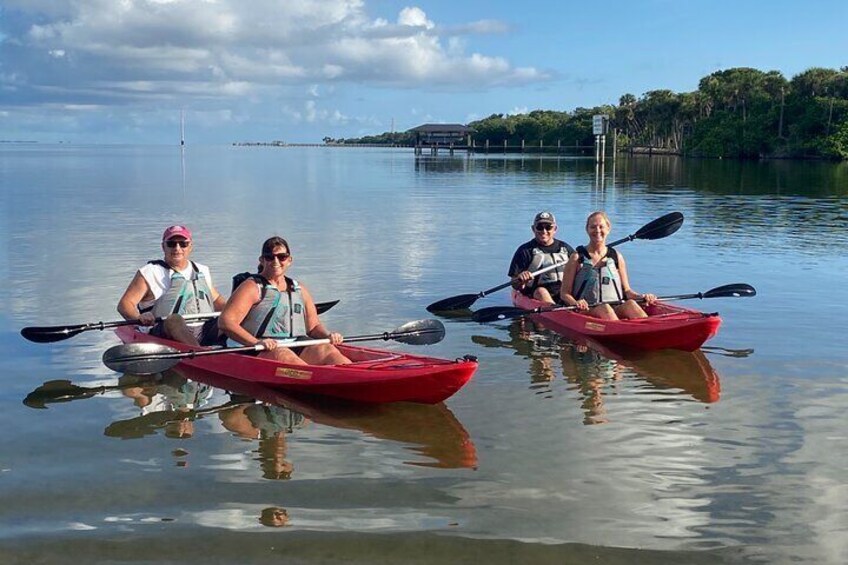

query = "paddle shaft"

[
  {"left": 247, "top": 330, "right": 443, "bottom": 355},
  {"left": 112, "top": 328, "right": 444, "bottom": 364},
  {"left": 67, "top": 312, "right": 214, "bottom": 331},
  {"left": 473, "top": 283, "right": 755, "bottom": 322},
  {"left": 530, "top": 293, "right": 728, "bottom": 316},
  {"left": 22, "top": 301, "right": 338, "bottom": 343}
]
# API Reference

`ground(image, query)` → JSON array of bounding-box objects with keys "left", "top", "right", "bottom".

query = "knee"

[
  {"left": 626, "top": 299, "right": 646, "bottom": 312},
  {"left": 591, "top": 304, "right": 617, "bottom": 320},
  {"left": 534, "top": 288, "right": 555, "bottom": 304},
  {"left": 163, "top": 314, "right": 186, "bottom": 334}
]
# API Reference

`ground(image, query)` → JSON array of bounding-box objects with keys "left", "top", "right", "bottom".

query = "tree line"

[{"left": 331, "top": 66, "right": 848, "bottom": 160}]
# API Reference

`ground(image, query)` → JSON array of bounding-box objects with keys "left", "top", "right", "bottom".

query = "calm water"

[{"left": 1, "top": 145, "right": 846, "bottom": 564}]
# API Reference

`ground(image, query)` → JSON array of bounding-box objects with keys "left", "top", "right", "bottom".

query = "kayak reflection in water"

[
  {"left": 218, "top": 236, "right": 351, "bottom": 366},
  {"left": 560, "top": 211, "right": 657, "bottom": 320},
  {"left": 218, "top": 401, "right": 307, "bottom": 480},
  {"left": 474, "top": 317, "right": 721, "bottom": 423}
]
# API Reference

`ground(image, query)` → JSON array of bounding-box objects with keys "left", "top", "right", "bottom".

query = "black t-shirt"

[{"left": 508, "top": 238, "right": 574, "bottom": 277}]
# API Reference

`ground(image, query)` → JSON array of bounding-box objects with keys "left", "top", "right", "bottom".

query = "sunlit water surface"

[{"left": 1, "top": 145, "right": 846, "bottom": 564}]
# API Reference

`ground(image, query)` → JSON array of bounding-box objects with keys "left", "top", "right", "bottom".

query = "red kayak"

[
  {"left": 511, "top": 291, "right": 721, "bottom": 352},
  {"left": 115, "top": 326, "right": 477, "bottom": 404}
]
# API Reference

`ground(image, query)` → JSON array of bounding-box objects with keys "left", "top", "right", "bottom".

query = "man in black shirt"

[{"left": 508, "top": 211, "right": 574, "bottom": 304}]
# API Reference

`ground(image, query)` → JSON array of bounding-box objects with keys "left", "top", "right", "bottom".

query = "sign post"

[{"left": 592, "top": 115, "right": 609, "bottom": 163}]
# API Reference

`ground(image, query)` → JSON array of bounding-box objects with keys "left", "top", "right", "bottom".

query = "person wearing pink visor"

[{"left": 117, "top": 225, "right": 226, "bottom": 345}]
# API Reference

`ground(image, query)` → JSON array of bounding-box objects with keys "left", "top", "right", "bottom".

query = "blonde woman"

[{"left": 560, "top": 211, "right": 657, "bottom": 320}]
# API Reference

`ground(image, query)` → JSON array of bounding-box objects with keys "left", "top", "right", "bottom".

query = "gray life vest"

[
  {"left": 245, "top": 404, "right": 306, "bottom": 435},
  {"left": 526, "top": 244, "right": 571, "bottom": 289},
  {"left": 241, "top": 276, "right": 307, "bottom": 339},
  {"left": 572, "top": 246, "right": 624, "bottom": 304},
  {"left": 144, "top": 260, "right": 215, "bottom": 318}
]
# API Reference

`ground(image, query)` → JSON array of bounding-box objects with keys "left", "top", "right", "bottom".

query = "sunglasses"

[
  {"left": 534, "top": 223, "right": 554, "bottom": 232},
  {"left": 262, "top": 252, "right": 291, "bottom": 262},
  {"left": 165, "top": 240, "right": 191, "bottom": 248}
]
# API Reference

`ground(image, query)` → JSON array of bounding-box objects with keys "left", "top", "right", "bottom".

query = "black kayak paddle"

[{"left": 21, "top": 300, "right": 340, "bottom": 344}]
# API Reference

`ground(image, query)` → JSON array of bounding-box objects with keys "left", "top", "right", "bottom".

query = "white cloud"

[
  {"left": 397, "top": 7, "right": 434, "bottom": 29},
  {"left": 2, "top": 0, "right": 546, "bottom": 105}
]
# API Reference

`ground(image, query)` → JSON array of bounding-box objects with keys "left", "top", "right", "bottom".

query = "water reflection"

[
  {"left": 23, "top": 365, "right": 477, "bottom": 475},
  {"left": 109, "top": 371, "right": 215, "bottom": 439},
  {"left": 621, "top": 154, "right": 848, "bottom": 197},
  {"left": 473, "top": 317, "right": 722, "bottom": 424},
  {"left": 173, "top": 364, "right": 478, "bottom": 470},
  {"left": 258, "top": 506, "right": 290, "bottom": 528}
]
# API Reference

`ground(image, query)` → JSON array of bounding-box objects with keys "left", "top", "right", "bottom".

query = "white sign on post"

[{"left": 593, "top": 115, "right": 608, "bottom": 136}]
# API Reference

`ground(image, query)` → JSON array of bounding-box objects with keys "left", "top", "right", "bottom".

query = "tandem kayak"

[
  {"left": 114, "top": 326, "right": 478, "bottom": 404},
  {"left": 511, "top": 290, "right": 721, "bottom": 352}
]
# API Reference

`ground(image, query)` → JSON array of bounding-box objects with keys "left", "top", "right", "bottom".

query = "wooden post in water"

[{"left": 612, "top": 128, "right": 617, "bottom": 162}]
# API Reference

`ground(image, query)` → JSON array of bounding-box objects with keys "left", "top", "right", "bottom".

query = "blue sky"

[{"left": 1, "top": 0, "right": 846, "bottom": 144}]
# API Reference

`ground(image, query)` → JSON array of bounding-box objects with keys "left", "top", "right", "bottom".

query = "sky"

[{"left": 1, "top": 0, "right": 846, "bottom": 144}]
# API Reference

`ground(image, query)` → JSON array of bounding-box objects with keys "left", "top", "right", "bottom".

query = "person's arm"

[
  {"left": 617, "top": 252, "right": 656, "bottom": 305},
  {"left": 200, "top": 266, "right": 227, "bottom": 311},
  {"left": 218, "top": 281, "right": 277, "bottom": 349},
  {"left": 559, "top": 253, "right": 588, "bottom": 310},
  {"left": 301, "top": 285, "right": 343, "bottom": 344},
  {"left": 210, "top": 287, "right": 227, "bottom": 311},
  {"left": 508, "top": 247, "right": 533, "bottom": 289},
  {"left": 117, "top": 271, "right": 156, "bottom": 325}
]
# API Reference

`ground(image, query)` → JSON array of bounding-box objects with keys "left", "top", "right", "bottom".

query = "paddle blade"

[
  {"left": 20, "top": 325, "right": 86, "bottom": 343},
  {"left": 23, "top": 380, "right": 98, "bottom": 409},
  {"left": 471, "top": 307, "right": 527, "bottom": 323},
  {"left": 103, "top": 342, "right": 182, "bottom": 375},
  {"left": 391, "top": 319, "right": 446, "bottom": 345},
  {"left": 315, "top": 299, "right": 340, "bottom": 315},
  {"left": 703, "top": 283, "right": 757, "bottom": 299},
  {"left": 426, "top": 294, "right": 480, "bottom": 313},
  {"left": 634, "top": 211, "right": 684, "bottom": 241}
]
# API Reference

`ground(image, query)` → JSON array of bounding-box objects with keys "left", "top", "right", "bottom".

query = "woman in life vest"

[
  {"left": 560, "top": 211, "right": 657, "bottom": 320},
  {"left": 117, "top": 225, "right": 226, "bottom": 345},
  {"left": 218, "top": 236, "right": 351, "bottom": 365}
]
